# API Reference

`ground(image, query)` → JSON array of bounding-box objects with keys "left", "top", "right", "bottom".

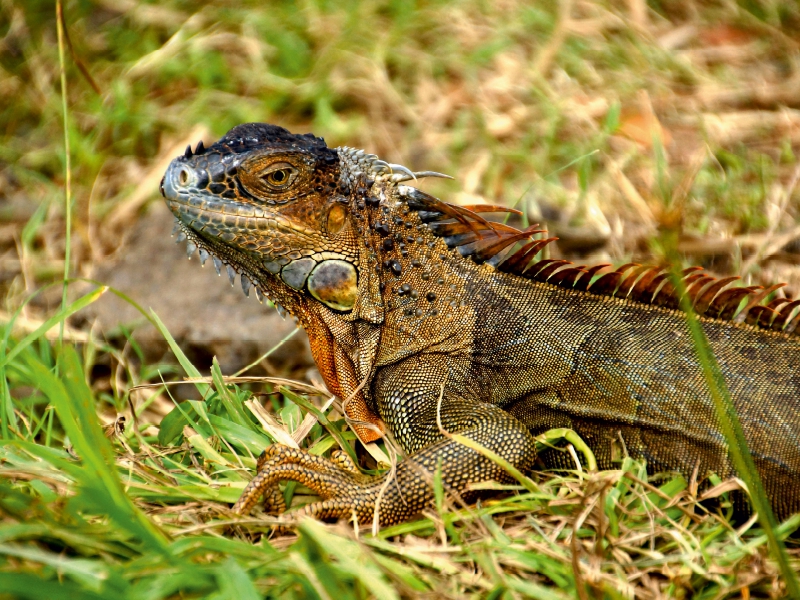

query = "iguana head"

[
  {"left": 161, "top": 122, "right": 532, "bottom": 327},
  {"left": 161, "top": 123, "right": 370, "bottom": 320}
]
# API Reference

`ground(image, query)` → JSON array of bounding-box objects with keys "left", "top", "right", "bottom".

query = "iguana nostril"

[{"left": 178, "top": 167, "right": 192, "bottom": 185}]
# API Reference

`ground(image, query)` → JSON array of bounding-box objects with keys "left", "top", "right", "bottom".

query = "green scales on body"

[{"left": 161, "top": 123, "right": 800, "bottom": 526}]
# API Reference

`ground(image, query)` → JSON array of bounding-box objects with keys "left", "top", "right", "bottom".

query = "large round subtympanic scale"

[
  {"left": 280, "top": 258, "right": 316, "bottom": 290},
  {"left": 307, "top": 260, "right": 358, "bottom": 312}
]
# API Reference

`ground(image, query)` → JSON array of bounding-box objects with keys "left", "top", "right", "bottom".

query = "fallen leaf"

[{"left": 617, "top": 111, "right": 673, "bottom": 148}]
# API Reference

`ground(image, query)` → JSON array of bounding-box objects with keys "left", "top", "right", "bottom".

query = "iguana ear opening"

[{"left": 326, "top": 203, "right": 347, "bottom": 235}]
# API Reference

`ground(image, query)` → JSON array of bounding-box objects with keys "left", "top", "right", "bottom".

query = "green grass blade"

[
  {"left": 56, "top": 0, "right": 72, "bottom": 349},
  {"left": 0, "top": 572, "right": 107, "bottom": 600},
  {"left": 298, "top": 519, "right": 401, "bottom": 600},
  {"left": 281, "top": 387, "right": 357, "bottom": 463},
  {"left": 1, "top": 286, "right": 105, "bottom": 437},
  {"left": 211, "top": 357, "right": 251, "bottom": 428},
  {"left": 24, "top": 345, "right": 171, "bottom": 556},
  {"left": 149, "top": 309, "right": 209, "bottom": 396},
  {"left": 534, "top": 428, "right": 597, "bottom": 471},
  {"left": 0, "top": 287, "right": 107, "bottom": 370},
  {"left": 212, "top": 557, "right": 261, "bottom": 600}
]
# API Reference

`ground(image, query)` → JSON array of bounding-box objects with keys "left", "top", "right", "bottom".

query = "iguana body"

[{"left": 161, "top": 123, "right": 800, "bottom": 525}]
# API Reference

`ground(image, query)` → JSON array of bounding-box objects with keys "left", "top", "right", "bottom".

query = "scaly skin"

[{"left": 161, "top": 123, "right": 800, "bottom": 526}]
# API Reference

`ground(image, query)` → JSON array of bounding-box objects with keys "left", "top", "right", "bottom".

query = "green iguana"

[{"left": 161, "top": 123, "right": 800, "bottom": 525}]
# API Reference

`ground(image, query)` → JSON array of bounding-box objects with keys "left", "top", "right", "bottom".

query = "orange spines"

[
  {"left": 586, "top": 269, "right": 625, "bottom": 296},
  {"left": 574, "top": 264, "right": 611, "bottom": 291},
  {"left": 547, "top": 266, "right": 587, "bottom": 288},
  {"left": 497, "top": 237, "right": 558, "bottom": 274},
  {"left": 530, "top": 259, "right": 572, "bottom": 281},
  {"left": 406, "top": 194, "right": 797, "bottom": 336},
  {"left": 771, "top": 299, "right": 800, "bottom": 331}
]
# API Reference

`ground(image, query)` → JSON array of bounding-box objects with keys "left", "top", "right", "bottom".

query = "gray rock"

[{"left": 83, "top": 202, "right": 313, "bottom": 374}]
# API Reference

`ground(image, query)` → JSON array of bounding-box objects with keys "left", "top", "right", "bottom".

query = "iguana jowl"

[{"left": 161, "top": 123, "right": 800, "bottom": 525}]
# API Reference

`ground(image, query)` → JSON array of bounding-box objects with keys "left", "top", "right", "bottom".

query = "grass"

[
  {"left": 4, "top": 333, "right": 800, "bottom": 598},
  {"left": 4, "top": 333, "right": 800, "bottom": 597},
  {"left": 2, "top": 0, "right": 800, "bottom": 597}
]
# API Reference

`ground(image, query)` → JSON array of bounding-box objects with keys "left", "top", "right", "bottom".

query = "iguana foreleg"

[{"left": 233, "top": 400, "right": 539, "bottom": 526}]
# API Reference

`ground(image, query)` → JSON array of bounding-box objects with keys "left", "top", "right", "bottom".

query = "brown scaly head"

[
  {"left": 160, "top": 123, "right": 461, "bottom": 440},
  {"left": 161, "top": 123, "right": 363, "bottom": 318}
]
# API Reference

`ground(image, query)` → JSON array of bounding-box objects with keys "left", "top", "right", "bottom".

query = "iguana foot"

[{"left": 233, "top": 444, "right": 390, "bottom": 524}]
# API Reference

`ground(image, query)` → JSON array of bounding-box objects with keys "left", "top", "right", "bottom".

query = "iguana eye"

[
  {"left": 238, "top": 154, "right": 312, "bottom": 203},
  {"left": 260, "top": 163, "right": 297, "bottom": 189}
]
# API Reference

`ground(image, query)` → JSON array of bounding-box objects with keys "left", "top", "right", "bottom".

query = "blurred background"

[{"left": 2, "top": 0, "right": 800, "bottom": 384}]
